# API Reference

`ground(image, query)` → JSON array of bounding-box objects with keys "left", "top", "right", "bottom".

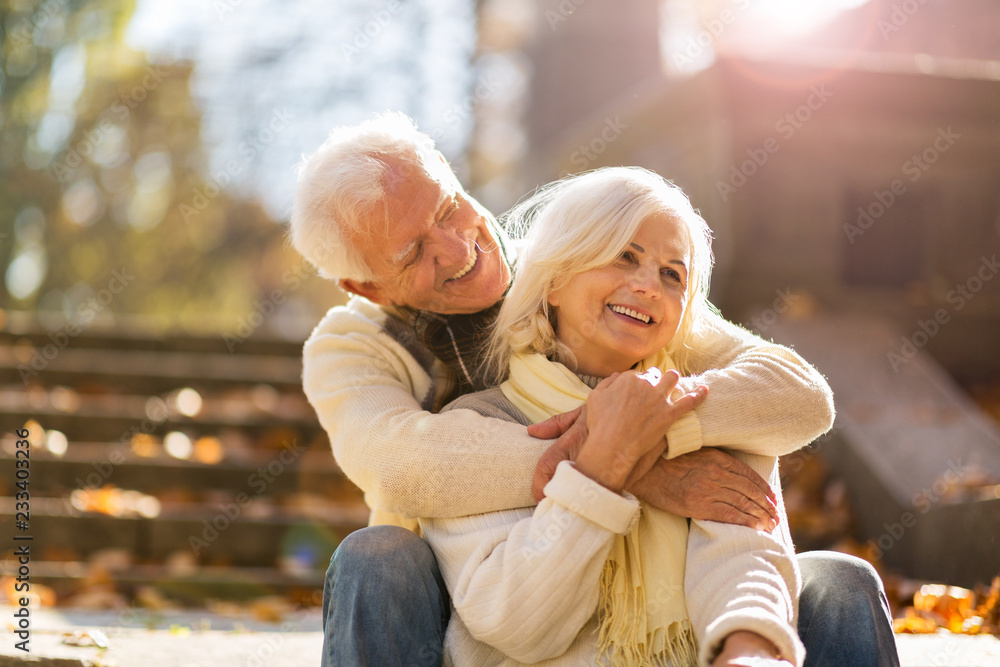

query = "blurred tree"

[{"left": 1, "top": 0, "right": 294, "bottom": 333}]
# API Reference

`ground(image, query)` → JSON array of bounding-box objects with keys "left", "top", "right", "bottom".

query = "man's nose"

[{"left": 429, "top": 225, "right": 469, "bottom": 263}]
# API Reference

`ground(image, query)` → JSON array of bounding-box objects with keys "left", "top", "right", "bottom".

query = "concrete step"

[
  {"left": 0, "top": 443, "right": 358, "bottom": 498},
  {"left": 0, "top": 343, "right": 305, "bottom": 392},
  {"left": 0, "top": 386, "right": 322, "bottom": 443},
  {"left": 768, "top": 315, "right": 1000, "bottom": 587},
  {"left": 0, "top": 606, "right": 997, "bottom": 666}
]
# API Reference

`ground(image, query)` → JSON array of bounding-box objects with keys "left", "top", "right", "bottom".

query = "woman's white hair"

[
  {"left": 487, "top": 166, "right": 715, "bottom": 381},
  {"left": 288, "top": 112, "right": 460, "bottom": 282}
]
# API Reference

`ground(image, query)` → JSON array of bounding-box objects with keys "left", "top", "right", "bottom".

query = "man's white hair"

[{"left": 289, "top": 112, "right": 459, "bottom": 282}]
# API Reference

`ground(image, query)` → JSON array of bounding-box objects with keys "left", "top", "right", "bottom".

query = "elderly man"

[{"left": 290, "top": 113, "right": 898, "bottom": 667}]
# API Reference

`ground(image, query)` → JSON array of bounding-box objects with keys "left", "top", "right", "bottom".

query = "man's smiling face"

[{"left": 341, "top": 156, "right": 511, "bottom": 315}]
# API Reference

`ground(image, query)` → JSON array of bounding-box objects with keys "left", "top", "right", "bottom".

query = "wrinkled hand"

[
  {"left": 711, "top": 632, "right": 791, "bottom": 667},
  {"left": 577, "top": 370, "right": 706, "bottom": 493},
  {"left": 629, "top": 449, "right": 778, "bottom": 530},
  {"left": 528, "top": 406, "right": 588, "bottom": 503}
]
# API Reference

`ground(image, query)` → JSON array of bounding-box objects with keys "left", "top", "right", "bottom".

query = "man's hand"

[
  {"left": 528, "top": 405, "right": 588, "bottom": 502},
  {"left": 629, "top": 449, "right": 778, "bottom": 530}
]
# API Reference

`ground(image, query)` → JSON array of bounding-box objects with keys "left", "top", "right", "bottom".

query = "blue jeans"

[{"left": 322, "top": 526, "right": 899, "bottom": 666}]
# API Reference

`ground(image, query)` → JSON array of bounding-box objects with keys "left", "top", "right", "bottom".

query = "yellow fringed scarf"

[{"left": 501, "top": 352, "right": 698, "bottom": 667}]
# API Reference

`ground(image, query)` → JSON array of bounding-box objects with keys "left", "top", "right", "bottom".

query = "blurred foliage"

[{"left": 0, "top": 0, "right": 329, "bottom": 334}]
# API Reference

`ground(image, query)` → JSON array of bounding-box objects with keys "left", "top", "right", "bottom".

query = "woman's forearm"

[
  {"left": 684, "top": 450, "right": 805, "bottom": 667},
  {"left": 421, "top": 461, "right": 638, "bottom": 662}
]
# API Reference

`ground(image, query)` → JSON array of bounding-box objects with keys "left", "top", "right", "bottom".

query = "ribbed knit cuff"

[
  {"left": 700, "top": 612, "right": 805, "bottom": 667},
  {"left": 543, "top": 460, "right": 640, "bottom": 535},
  {"left": 664, "top": 410, "right": 703, "bottom": 459}
]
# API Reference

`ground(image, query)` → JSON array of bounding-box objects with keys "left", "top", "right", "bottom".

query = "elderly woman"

[{"left": 419, "top": 167, "right": 824, "bottom": 667}]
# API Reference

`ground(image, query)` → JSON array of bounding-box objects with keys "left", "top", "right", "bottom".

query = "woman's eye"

[
  {"left": 618, "top": 251, "right": 636, "bottom": 264},
  {"left": 662, "top": 268, "right": 681, "bottom": 282}
]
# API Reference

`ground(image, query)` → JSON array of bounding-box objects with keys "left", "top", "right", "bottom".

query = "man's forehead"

[
  {"left": 384, "top": 163, "right": 447, "bottom": 227},
  {"left": 359, "top": 161, "right": 450, "bottom": 269}
]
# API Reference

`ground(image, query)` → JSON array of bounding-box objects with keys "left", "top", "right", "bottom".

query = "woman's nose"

[{"left": 630, "top": 265, "right": 662, "bottom": 297}]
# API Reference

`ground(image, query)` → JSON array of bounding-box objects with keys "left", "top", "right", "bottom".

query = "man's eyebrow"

[{"left": 392, "top": 241, "right": 418, "bottom": 266}]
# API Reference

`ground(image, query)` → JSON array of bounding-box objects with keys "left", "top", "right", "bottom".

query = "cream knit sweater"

[
  {"left": 421, "top": 387, "right": 802, "bottom": 667},
  {"left": 302, "top": 297, "right": 835, "bottom": 523},
  {"left": 302, "top": 297, "right": 835, "bottom": 665}
]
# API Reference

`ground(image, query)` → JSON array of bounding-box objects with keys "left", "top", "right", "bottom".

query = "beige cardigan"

[
  {"left": 301, "top": 297, "right": 834, "bottom": 664},
  {"left": 302, "top": 297, "right": 834, "bottom": 520}
]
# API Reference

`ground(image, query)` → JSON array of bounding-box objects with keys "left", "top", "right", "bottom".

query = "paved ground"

[{"left": 1, "top": 606, "right": 999, "bottom": 666}]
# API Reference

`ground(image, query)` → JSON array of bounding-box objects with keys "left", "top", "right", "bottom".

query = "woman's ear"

[{"left": 546, "top": 284, "right": 561, "bottom": 308}]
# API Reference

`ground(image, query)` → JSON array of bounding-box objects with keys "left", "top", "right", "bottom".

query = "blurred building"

[
  {"left": 474, "top": 0, "right": 1000, "bottom": 381},
  {"left": 472, "top": 0, "right": 1000, "bottom": 585}
]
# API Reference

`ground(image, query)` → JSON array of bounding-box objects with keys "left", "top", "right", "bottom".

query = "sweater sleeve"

[
  {"left": 684, "top": 451, "right": 805, "bottom": 667},
  {"left": 302, "top": 302, "right": 548, "bottom": 518},
  {"left": 665, "top": 309, "right": 835, "bottom": 459},
  {"left": 421, "top": 460, "right": 639, "bottom": 663}
]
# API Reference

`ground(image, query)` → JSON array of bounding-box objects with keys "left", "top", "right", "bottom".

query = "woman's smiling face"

[{"left": 547, "top": 211, "right": 690, "bottom": 377}]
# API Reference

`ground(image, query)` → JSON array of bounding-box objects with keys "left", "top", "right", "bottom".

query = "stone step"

[
  {"left": 0, "top": 343, "right": 304, "bottom": 393},
  {"left": 0, "top": 562, "right": 327, "bottom": 606},
  {"left": 0, "top": 606, "right": 997, "bottom": 666},
  {"left": 0, "top": 389, "right": 322, "bottom": 443},
  {"left": 0, "top": 317, "right": 305, "bottom": 357},
  {"left": 0, "top": 495, "right": 366, "bottom": 568},
  {"left": 0, "top": 445, "right": 360, "bottom": 498},
  {"left": 768, "top": 315, "right": 1000, "bottom": 587}
]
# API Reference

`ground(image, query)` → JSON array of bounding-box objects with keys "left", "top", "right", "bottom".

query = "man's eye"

[{"left": 405, "top": 246, "right": 423, "bottom": 268}]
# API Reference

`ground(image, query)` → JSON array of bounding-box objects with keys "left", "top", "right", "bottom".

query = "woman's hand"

[
  {"left": 574, "top": 369, "right": 707, "bottom": 493},
  {"left": 711, "top": 631, "right": 791, "bottom": 667}
]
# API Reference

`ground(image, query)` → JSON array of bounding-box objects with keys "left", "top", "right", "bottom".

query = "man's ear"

[{"left": 338, "top": 278, "right": 390, "bottom": 306}]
